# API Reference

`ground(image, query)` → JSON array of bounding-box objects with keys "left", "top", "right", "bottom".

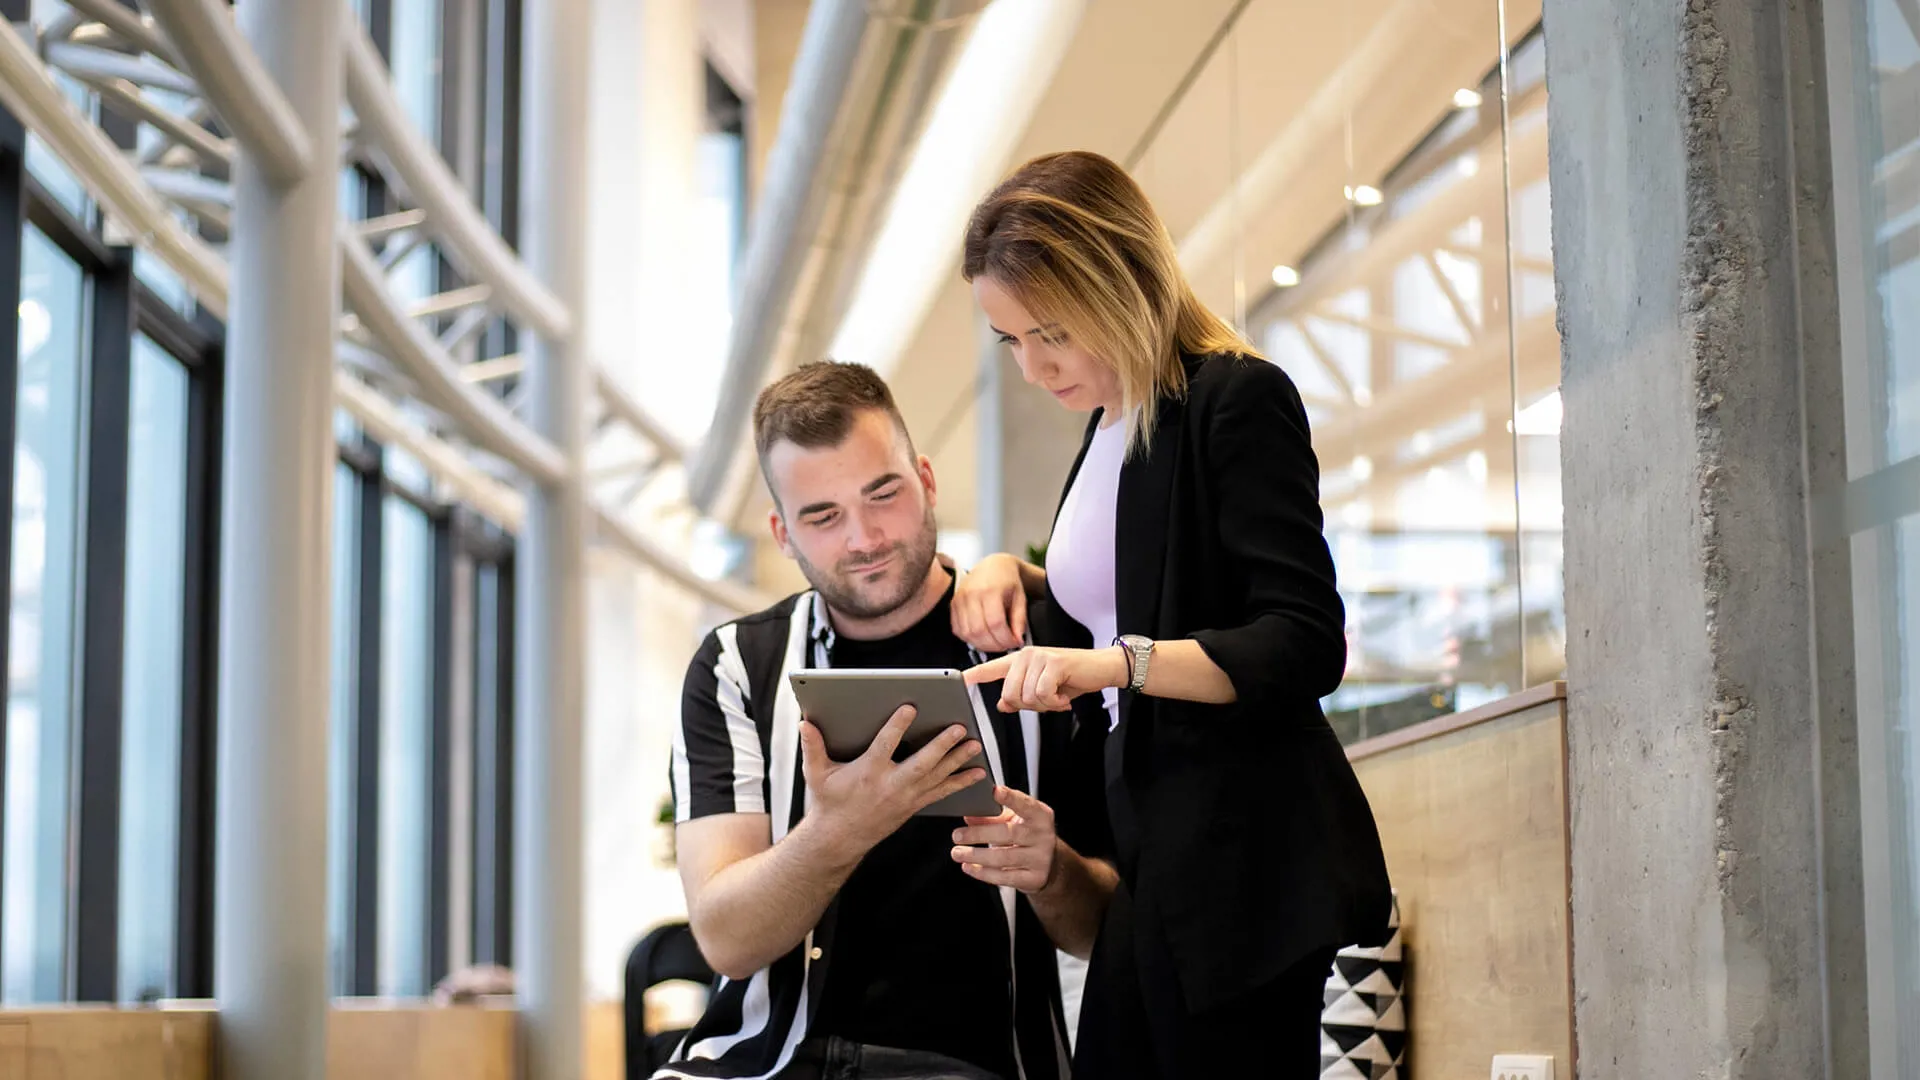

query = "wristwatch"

[{"left": 1115, "top": 634, "right": 1155, "bottom": 693}]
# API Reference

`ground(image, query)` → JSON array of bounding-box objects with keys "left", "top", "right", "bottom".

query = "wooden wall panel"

[
  {"left": 327, "top": 1002, "right": 517, "bottom": 1080},
  {"left": 585, "top": 999, "right": 624, "bottom": 1080},
  {"left": 1349, "top": 696, "right": 1573, "bottom": 1079},
  {"left": 0, "top": 1006, "right": 214, "bottom": 1080}
]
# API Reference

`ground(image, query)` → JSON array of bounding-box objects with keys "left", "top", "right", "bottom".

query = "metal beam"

[
  {"left": 1422, "top": 250, "right": 1481, "bottom": 340},
  {"left": 140, "top": 164, "right": 230, "bottom": 210},
  {"left": 515, "top": 0, "right": 590, "bottom": 1075},
  {"left": 1305, "top": 307, "right": 1471, "bottom": 354},
  {"left": 64, "top": 0, "right": 179, "bottom": 66},
  {"left": 405, "top": 283, "right": 493, "bottom": 320},
  {"left": 342, "top": 21, "right": 569, "bottom": 340},
  {"left": 0, "top": 18, "right": 229, "bottom": 313},
  {"left": 358, "top": 207, "right": 429, "bottom": 239},
  {"left": 141, "top": 0, "right": 314, "bottom": 184},
  {"left": 461, "top": 353, "right": 525, "bottom": 383},
  {"left": 47, "top": 41, "right": 197, "bottom": 95},
  {"left": 0, "top": 0, "right": 751, "bottom": 624},
  {"left": 94, "top": 76, "right": 231, "bottom": 172},
  {"left": 1310, "top": 309, "right": 1560, "bottom": 469},
  {"left": 593, "top": 507, "right": 771, "bottom": 614},
  {"left": 340, "top": 233, "right": 566, "bottom": 485},
  {"left": 1294, "top": 319, "right": 1360, "bottom": 405},
  {"left": 335, "top": 375, "right": 525, "bottom": 527},
  {"left": 213, "top": 0, "right": 337, "bottom": 1075},
  {"left": 594, "top": 368, "right": 686, "bottom": 462}
]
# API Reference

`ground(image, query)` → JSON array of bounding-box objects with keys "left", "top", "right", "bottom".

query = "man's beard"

[{"left": 795, "top": 509, "right": 941, "bottom": 621}]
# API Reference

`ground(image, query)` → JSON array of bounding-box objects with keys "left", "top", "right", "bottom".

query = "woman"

[{"left": 951, "top": 151, "right": 1391, "bottom": 1078}]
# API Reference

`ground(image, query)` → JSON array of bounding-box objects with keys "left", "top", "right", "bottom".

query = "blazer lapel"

[{"left": 1115, "top": 395, "right": 1184, "bottom": 639}]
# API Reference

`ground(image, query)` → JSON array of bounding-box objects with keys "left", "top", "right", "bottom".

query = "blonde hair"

[{"left": 962, "top": 150, "right": 1255, "bottom": 456}]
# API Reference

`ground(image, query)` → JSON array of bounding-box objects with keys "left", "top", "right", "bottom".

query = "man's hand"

[
  {"left": 949, "top": 786, "right": 1059, "bottom": 894},
  {"left": 798, "top": 705, "right": 987, "bottom": 860},
  {"left": 951, "top": 785, "right": 1118, "bottom": 958}
]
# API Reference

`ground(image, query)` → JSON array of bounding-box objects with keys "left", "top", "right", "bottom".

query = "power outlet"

[{"left": 1491, "top": 1054, "right": 1555, "bottom": 1080}]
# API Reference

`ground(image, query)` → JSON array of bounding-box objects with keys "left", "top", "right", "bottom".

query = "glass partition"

[
  {"left": 1197, "top": 2, "right": 1559, "bottom": 744},
  {"left": 3, "top": 224, "right": 89, "bottom": 1002},
  {"left": 1825, "top": 0, "right": 1920, "bottom": 1071},
  {"left": 115, "top": 335, "right": 191, "bottom": 1002}
]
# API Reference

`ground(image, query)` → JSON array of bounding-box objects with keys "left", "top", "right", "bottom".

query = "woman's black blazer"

[{"left": 1038, "top": 351, "right": 1392, "bottom": 1014}]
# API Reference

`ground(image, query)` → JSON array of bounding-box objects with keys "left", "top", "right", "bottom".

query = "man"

[{"left": 659, "top": 362, "right": 1116, "bottom": 1080}]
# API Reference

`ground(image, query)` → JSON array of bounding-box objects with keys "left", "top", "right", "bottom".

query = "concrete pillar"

[
  {"left": 517, "top": 0, "right": 592, "bottom": 1075},
  {"left": 214, "top": 1, "right": 340, "bottom": 1077},
  {"left": 1544, "top": 0, "right": 1865, "bottom": 1076},
  {"left": 975, "top": 313, "right": 1088, "bottom": 559}
]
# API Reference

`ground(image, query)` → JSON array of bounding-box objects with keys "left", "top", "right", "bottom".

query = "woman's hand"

[
  {"left": 952, "top": 553, "right": 1032, "bottom": 653},
  {"left": 964, "top": 646, "right": 1129, "bottom": 712}
]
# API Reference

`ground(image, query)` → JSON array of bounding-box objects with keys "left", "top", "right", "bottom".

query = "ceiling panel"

[{"left": 838, "top": 0, "right": 1546, "bottom": 545}]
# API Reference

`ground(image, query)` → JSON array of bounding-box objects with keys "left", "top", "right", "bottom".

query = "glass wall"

[
  {"left": 651, "top": 63, "right": 750, "bottom": 448},
  {"left": 328, "top": 461, "right": 365, "bottom": 995},
  {"left": 3, "top": 224, "right": 89, "bottom": 1002},
  {"left": 378, "top": 494, "right": 435, "bottom": 998},
  {"left": 1219, "top": 9, "right": 1558, "bottom": 743},
  {"left": 1825, "top": 0, "right": 1920, "bottom": 1072},
  {"left": 116, "top": 335, "right": 191, "bottom": 1003},
  {"left": 0, "top": 0, "right": 524, "bottom": 1007}
]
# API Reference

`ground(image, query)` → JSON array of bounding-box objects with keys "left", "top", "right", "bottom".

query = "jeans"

[{"left": 776, "top": 1037, "right": 1006, "bottom": 1080}]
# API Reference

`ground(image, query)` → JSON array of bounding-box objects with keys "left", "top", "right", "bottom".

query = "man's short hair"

[{"left": 752, "top": 361, "right": 914, "bottom": 483}]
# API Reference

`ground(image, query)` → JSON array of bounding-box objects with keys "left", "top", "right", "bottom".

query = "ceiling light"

[
  {"left": 1351, "top": 455, "right": 1373, "bottom": 481},
  {"left": 1467, "top": 449, "right": 1489, "bottom": 482},
  {"left": 1410, "top": 430, "right": 1434, "bottom": 456},
  {"left": 1271, "top": 264, "right": 1300, "bottom": 288},
  {"left": 1345, "top": 184, "right": 1383, "bottom": 207},
  {"left": 1453, "top": 87, "right": 1484, "bottom": 109},
  {"left": 1352, "top": 385, "right": 1374, "bottom": 407}
]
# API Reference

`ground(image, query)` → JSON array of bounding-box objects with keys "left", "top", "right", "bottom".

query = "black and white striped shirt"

[{"left": 661, "top": 590, "right": 1099, "bottom": 1080}]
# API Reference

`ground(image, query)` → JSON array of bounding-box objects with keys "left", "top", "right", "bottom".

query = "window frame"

[{"left": 0, "top": 40, "right": 225, "bottom": 998}]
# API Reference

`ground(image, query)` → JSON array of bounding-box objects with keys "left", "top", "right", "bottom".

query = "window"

[
  {"left": 1824, "top": 0, "right": 1920, "bottom": 1071},
  {"left": 392, "top": 0, "right": 445, "bottom": 145},
  {"left": 466, "top": 536, "right": 513, "bottom": 966},
  {"left": 378, "top": 495, "right": 435, "bottom": 997},
  {"left": 121, "top": 80, "right": 204, "bottom": 320},
  {"left": 1247, "top": 27, "right": 1562, "bottom": 744},
  {"left": 328, "top": 460, "right": 365, "bottom": 995},
  {"left": 3, "top": 224, "right": 89, "bottom": 1002},
  {"left": 114, "top": 335, "right": 190, "bottom": 1002},
  {"left": 387, "top": 0, "right": 447, "bottom": 324},
  {"left": 653, "top": 64, "right": 751, "bottom": 447}
]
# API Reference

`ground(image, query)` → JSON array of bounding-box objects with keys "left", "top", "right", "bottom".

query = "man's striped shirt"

[{"left": 659, "top": 591, "right": 1102, "bottom": 1080}]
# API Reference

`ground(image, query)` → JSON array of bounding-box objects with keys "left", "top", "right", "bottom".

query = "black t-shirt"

[{"left": 812, "top": 579, "right": 1016, "bottom": 1079}]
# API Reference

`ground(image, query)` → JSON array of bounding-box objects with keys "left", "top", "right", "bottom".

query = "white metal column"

[
  {"left": 516, "top": 0, "right": 592, "bottom": 1075},
  {"left": 213, "top": 0, "right": 339, "bottom": 1077}
]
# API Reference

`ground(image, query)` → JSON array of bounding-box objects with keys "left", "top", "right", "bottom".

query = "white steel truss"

[{"left": 0, "top": 2, "right": 769, "bottom": 614}]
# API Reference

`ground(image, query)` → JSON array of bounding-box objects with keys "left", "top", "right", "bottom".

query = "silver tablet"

[{"left": 787, "top": 668, "right": 1000, "bottom": 818}]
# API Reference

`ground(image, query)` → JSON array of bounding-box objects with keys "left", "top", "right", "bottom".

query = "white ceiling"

[{"left": 874, "top": 0, "right": 1543, "bottom": 534}]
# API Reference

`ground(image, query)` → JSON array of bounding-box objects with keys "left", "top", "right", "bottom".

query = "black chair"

[{"left": 624, "top": 921, "right": 716, "bottom": 1080}]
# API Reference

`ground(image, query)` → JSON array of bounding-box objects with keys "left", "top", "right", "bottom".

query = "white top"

[{"left": 1045, "top": 417, "right": 1127, "bottom": 730}]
